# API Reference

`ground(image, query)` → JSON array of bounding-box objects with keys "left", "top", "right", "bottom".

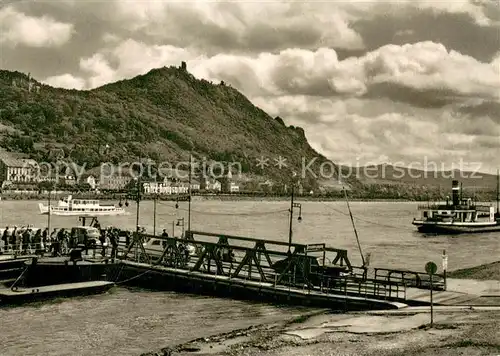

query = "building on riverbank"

[
  {"left": 142, "top": 176, "right": 201, "bottom": 195},
  {"left": 200, "top": 178, "right": 221, "bottom": 192},
  {"left": 0, "top": 154, "right": 38, "bottom": 187}
]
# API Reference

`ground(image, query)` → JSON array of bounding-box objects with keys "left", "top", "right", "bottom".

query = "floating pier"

[
  {"left": 112, "top": 230, "right": 419, "bottom": 310},
  {"left": 0, "top": 281, "right": 114, "bottom": 305},
  {"left": 0, "top": 255, "right": 35, "bottom": 286}
]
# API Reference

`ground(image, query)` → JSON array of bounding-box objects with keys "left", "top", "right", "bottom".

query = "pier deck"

[
  {"left": 118, "top": 260, "right": 407, "bottom": 310},
  {"left": 111, "top": 230, "right": 453, "bottom": 310}
]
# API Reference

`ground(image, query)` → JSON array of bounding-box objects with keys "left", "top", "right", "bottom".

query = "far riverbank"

[{"left": 1, "top": 192, "right": 493, "bottom": 203}]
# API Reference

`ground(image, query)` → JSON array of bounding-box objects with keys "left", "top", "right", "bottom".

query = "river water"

[{"left": 0, "top": 199, "right": 498, "bottom": 355}]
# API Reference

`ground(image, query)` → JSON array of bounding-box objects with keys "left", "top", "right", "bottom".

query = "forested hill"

[{"left": 0, "top": 66, "right": 343, "bottom": 189}]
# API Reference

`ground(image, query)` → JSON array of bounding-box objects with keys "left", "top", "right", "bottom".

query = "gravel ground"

[
  {"left": 143, "top": 308, "right": 500, "bottom": 356},
  {"left": 142, "top": 261, "right": 500, "bottom": 356}
]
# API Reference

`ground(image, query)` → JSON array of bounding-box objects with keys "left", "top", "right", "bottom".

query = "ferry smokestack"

[{"left": 452, "top": 180, "right": 460, "bottom": 206}]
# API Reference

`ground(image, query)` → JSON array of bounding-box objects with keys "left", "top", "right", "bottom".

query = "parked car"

[{"left": 70, "top": 226, "right": 101, "bottom": 248}]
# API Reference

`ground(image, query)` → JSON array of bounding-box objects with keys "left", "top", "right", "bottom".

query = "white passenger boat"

[
  {"left": 38, "top": 195, "right": 126, "bottom": 216},
  {"left": 412, "top": 178, "right": 500, "bottom": 234}
]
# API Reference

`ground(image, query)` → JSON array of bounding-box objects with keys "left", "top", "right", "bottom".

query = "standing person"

[
  {"left": 99, "top": 230, "right": 106, "bottom": 257},
  {"left": 22, "top": 228, "right": 30, "bottom": 254},
  {"left": 15, "top": 228, "right": 22, "bottom": 254},
  {"left": 49, "top": 228, "right": 57, "bottom": 253},
  {"left": 57, "top": 228, "right": 66, "bottom": 253},
  {"left": 9, "top": 227, "right": 17, "bottom": 253},
  {"left": 125, "top": 231, "right": 130, "bottom": 247},
  {"left": 33, "top": 229, "right": 43, "bottom": 255},
  {"left": 93, "top": 219, "right": 101, "bottom": 231},
  {"left": 60, "top": 229, "right": 69, "bottom": 254},
  {"left": 109, "top": 230, "right": 118, "bottom": 260},
  {"left": 2, "top": 226, "right": 9, "bottom": 252},
  {"left": 42, "top": 228, "right": 49, "bottom": 252},
  {"left": 29, "top": 228, "right": 35, "bottom": 254}
]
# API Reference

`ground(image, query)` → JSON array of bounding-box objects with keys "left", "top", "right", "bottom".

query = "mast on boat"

[{"left": 343, "top": 187, "right": 365, "bottom": 267}]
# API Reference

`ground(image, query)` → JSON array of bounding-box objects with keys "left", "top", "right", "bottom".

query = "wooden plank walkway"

[{"left": 119, "top": 260, "right": 408, "bottom": 310}]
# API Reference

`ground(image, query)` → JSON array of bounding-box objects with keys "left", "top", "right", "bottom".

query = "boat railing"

[
  {"left": 475, "top": 204, "right": 493, "bottom": 212},
  {"left": 417, "top": 204, "right": 450, "bottom": 210},
  {"left": 417, "top": 203, "right": 490, "bottom": 211}
]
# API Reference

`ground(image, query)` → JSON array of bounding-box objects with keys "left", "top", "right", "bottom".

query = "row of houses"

[
  {"left": 140, "top": 177, "right": 240, "bottom": 194},
  {"left": 0, "top": 154, "right": 240, "bottom": 194}
]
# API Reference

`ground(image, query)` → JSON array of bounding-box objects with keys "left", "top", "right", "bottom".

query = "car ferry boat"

[
  {"left": 412, "top": 179, "right": 500, "bottom": 234},
  {"left": 38, "top": 195, "right": 126, "bottom": 216}
]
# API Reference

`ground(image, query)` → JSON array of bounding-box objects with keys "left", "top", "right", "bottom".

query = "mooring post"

[
  {"left": 344, "top": 278, "right": 348, "bottom": 312},
  {"left": 430, "top": 273, "right": 434, "bottom": 327},
  {"left": 442, "top": 249, "right": 448, "bottom": 290}
]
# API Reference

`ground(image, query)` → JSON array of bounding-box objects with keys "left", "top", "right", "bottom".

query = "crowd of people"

[
  {"left": 0, "top": 223, "right": 126, "bottom": 259},
  {"left": 1, "top": 226, "right": 62, "bottom": 256},
  {"left": 0, "top": 221, "right": 229, "bottom": 265}
]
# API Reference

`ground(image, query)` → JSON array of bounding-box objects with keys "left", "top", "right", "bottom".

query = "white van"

[{"left": 143, "top": 238, "right": 197, "bottom": 258}]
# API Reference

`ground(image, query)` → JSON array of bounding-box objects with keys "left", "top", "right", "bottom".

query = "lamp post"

[
  {"left": 47, "top": 185, "right": 52, "bottom": 233},
  {"left": 41, "top": 181, "right": 56, "bottom": 233},
  {"left": 134, "top": 177, "right": 142, "bottom": 235},
  {"left": 175, "top": 154, "right": 192, "bottom": 238},
  {"left": 287, "top": 175, "right": 302, "bottom": 255},
  {"left": 153, "top": 193, "right": 158, "bottom": 236},
  {"left": 176, "top": 218, "right": 185, "bottom": 238},
  {"left": 122, "top": 176, "right": 142, "bottom": 235}
]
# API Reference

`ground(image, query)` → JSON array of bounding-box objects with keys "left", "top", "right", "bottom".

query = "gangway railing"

[
  {"left": 115, "top": 232, "right": 407, "bottom": 302},
  {"left": 374, "top": 267, "right": 446, "bottom": 291}
]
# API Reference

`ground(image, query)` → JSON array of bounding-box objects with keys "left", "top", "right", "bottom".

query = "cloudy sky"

[{"left": 1, "top": 0, "right": 499, "bottom": 173}]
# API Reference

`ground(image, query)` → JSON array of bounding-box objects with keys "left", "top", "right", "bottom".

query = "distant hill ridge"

[
  {"left": 0, "top": 64, "right": 344, "bottom": 189},
  {"left": 342, "top": 164, "right": 499, "bottom": 189}
]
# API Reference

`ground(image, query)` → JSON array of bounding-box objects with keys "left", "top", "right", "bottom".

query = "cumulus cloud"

[
  {"left": 263, "top": 104, "right": 498, "bottom": 172},
  {"left": 251, "top": 93, "right": 499, "bottom": 171},
  {"left": 111, "top": 1, "right": 365, "bottom": 52},
  {"left": 42, "top": 74, "right": 85, "bottom": 90},
  {"left": 38, "top": 38, "right": 499, "bottom": 172},
  {"left": 43, "top": 40, "right": 199, "bottom": 89},
  {"left": 191, "top": 42, "right": 500, "bottom": 106},
  {"left": 0, "top": 6, "right": 74, "bottom": 47},
  {"left": 342, "top": 0, "right": 500, "bottom": 27},
  {"left": 6, "top": 1, "right": 498, "bottom": 173}
]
